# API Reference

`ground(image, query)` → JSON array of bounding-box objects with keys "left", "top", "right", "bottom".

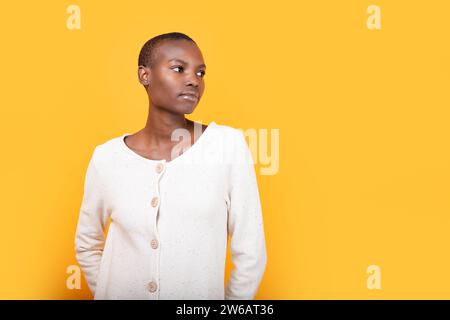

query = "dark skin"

[{"left": 124, "top": 39, "right": 207, "bottom": 162}]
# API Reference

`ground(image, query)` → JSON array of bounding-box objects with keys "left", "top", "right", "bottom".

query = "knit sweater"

[{"left": 74, "top": 121, "right": 267, "bottom": 300}]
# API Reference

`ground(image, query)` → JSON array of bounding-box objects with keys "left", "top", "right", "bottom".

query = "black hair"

[{"left": 138, "top": 32, "right": 196, "bottom": 68}]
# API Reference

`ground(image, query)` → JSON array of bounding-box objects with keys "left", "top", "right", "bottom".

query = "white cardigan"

[{"left": 74, "top": 121, "right": 267, "bottom": 300}]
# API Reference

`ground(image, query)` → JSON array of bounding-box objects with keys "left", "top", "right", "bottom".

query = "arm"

[
  {"left": 225, "top": 130, "right": 268, "bottom": 300},
  {"left": 74, "top": 147, "right": 109, "bottom": 296}
]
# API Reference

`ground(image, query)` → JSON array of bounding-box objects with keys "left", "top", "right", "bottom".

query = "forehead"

[{"left": 153, "top": 39, "right": 204, "bottom": 66}]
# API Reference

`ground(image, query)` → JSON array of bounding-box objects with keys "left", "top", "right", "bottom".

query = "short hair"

[{"left": 138, "top": 32, "right": 196, "bottom": 68}]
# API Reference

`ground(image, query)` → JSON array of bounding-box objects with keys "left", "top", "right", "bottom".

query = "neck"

[{"left": 140, "top": 104, "right": 190, "bottom": 145}]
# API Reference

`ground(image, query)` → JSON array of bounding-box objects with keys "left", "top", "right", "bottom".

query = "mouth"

[{"left": 178, "top": 92, "right": 199, "bottom": 102}]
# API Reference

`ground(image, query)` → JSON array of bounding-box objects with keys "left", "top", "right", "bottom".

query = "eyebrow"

[{"left": 168, "top": 58, "right": 206, "bottom": 69}]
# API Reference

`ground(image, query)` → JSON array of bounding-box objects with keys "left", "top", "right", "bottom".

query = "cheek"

[
  {"left": 198, "top": 83, "right": 206, "bottom": 98},
  {"left": 149, "top": 77, "right": 178, "bottom": 102}
]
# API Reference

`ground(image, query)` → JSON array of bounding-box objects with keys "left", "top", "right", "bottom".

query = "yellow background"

[{"left": 0, "top": 0, "right": 449, "bottom": 299}]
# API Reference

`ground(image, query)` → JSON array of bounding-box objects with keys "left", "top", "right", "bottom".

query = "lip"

[{"left": 178, "top": 92, "right": 199, "bottom": 101}]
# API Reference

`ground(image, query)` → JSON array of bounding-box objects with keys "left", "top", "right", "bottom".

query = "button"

[
  {"left": 147, "top": 281, "right": 158, "bottom": 293},
  {"left": 155, "top": 163, "right": 164, "bottom": 174},
  {"left": 151, "top": 239, "right": 159, "bottom": 249},
  {"left": 151, "top": 197, "right": 159, "bottom": 207}
]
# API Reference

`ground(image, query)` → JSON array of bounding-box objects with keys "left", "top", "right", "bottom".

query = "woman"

[{"left": 74, "top": 32, "right": 267, "bottom": 300}]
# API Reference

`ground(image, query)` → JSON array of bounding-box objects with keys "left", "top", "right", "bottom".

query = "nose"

[{"left": 185, "top": 71, "right": 200, "bottom": 87}]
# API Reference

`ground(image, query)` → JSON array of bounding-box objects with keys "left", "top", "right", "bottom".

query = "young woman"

[{"left": 75, "top": 32, "right": 267, "bottom": 300}]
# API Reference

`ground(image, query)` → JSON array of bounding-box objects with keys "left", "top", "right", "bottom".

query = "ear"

[{"left": 138, "top": 65, "right": 151, "bottom": 86}]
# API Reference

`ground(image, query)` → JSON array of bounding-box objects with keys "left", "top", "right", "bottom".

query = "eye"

[
  {"left": 197, "top": 70, "right": 206, "bottom": 77},
  {"left": 172, "top": 65, "right": 183, "bottom": 72}
]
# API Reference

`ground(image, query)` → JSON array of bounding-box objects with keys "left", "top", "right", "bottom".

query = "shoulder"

[
  {"left": 207, "top": 121, "right": 253, "bottom": 165},
  {"left": 89, "top": 133, "right": 126, "bottom": 167},
  {"left": 208, "top": 121, "right": 246, "bottom": 144}
]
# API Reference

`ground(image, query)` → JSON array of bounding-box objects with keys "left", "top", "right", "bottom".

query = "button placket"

[
  {"left": 148, "top": 160, "right": 166, "bottom": 299},
  {"left": 150, "top": 161, "right": 165, "bottom": 211},
  {"left": 151, "top": 160, "right": 165, "bottom": 246}
]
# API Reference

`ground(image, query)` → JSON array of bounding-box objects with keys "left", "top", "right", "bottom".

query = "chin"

[
  {"left": 178, "top": 102, "right": 198, "bottom": 114},
  {"left": 183, "top": 108, "right": 196, "bottom": 115},
  {"left": 160, "top": 103, "right": 196, "bottom": 115}
]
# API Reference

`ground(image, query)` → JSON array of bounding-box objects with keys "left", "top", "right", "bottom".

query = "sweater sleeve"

[
  {"left": 225, "top": 130, "right": 268, "bottom": 300},
  {"left": 74, "top": 147, "right": 109, "bottom": 296}
]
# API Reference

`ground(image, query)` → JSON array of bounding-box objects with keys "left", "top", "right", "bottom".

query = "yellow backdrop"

[{"left": 1, "top": 0, "right": 449, "bottom": 299}]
